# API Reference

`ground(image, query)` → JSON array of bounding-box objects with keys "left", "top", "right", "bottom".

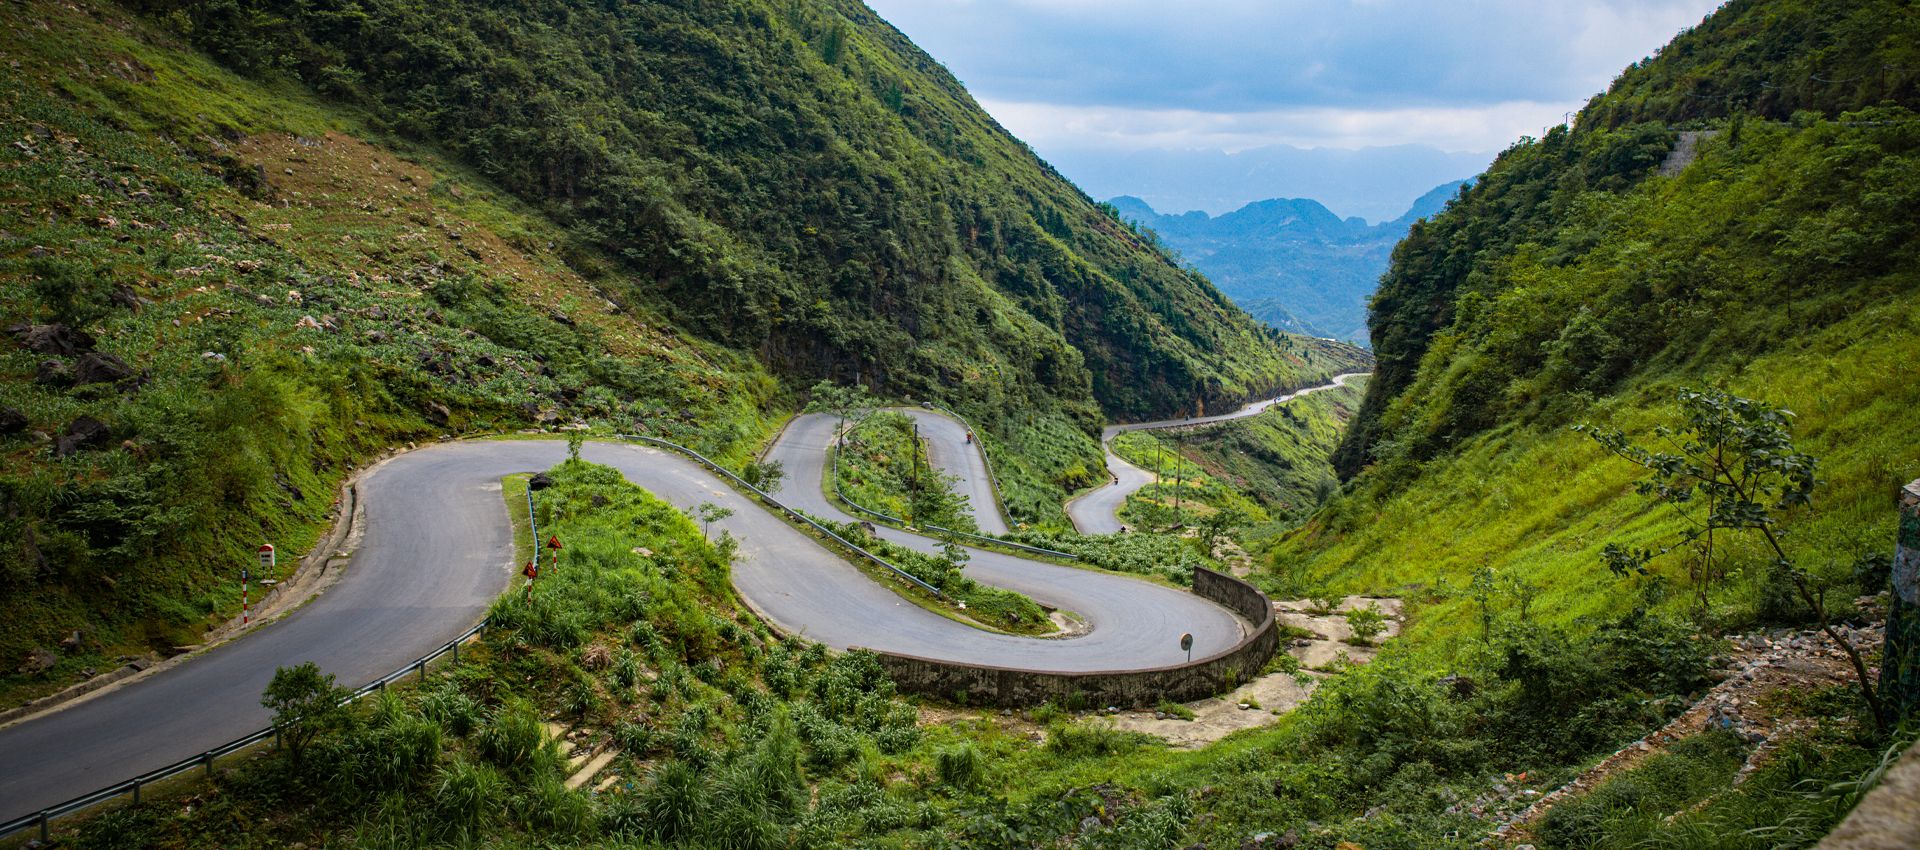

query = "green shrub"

[
  {"left": 1045, "top": 721, "right": 1149, "bottom": 759},
  {"left": 935, "top": 743, "right": 986, "bottom": 793}
]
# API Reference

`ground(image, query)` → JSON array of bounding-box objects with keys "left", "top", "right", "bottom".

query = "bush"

[
  {"left": 1046, "top": 721, "right": 1149, "bottom": 759},
  {"left": 1346, "top": 603, "right": 1388, "bottom": 645},
  {"left": 935, "top": 743, "right": 986, "bottom": 793},
  {"left": 261, "top": 661, "right": 353, "bottom": 770}
]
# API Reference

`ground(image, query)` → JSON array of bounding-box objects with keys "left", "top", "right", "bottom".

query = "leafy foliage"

[
  {"left": 1580, "top": 388, "right": 1888, "bottom": 729},
  {"left": 261, "top": 661, "right": 353, "bottom": 768}
]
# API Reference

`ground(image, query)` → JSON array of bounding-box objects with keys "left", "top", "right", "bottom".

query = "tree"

[
  {"left": 1578, "top": 388, "right": 1887, "bottom": 731},
  {"left": 262, "top": 661, "right": 353, "bottom": 768},
  {"left": 805, "top": 380, "right": 879, "bottom": 434},
  {"left": 742, "top": 459, "right": 785, "bottom": 493},
  {"left": 693, "top": 502, "right": 733, "bottom": 537},
  {"left": 1345, "top": 603, "right": 1388, "bottom": 645},
  {"left": 1195, "top": 506, "right": 1248, "bottom": 556}
]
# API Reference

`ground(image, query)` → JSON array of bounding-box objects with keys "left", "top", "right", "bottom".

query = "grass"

[
  {"left": 18, "top": 457, "right": 1897, "bottom": 850},
  {"left": 1270, "top": 296, "right": 1920, "bottom": 653},
  {"left": 0, "top": 0, "right": 778, "bottom": 708}
]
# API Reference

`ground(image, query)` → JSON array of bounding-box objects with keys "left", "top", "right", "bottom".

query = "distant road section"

[{"left": 1065, "top": 372, "right": 1370, "bottom": 534}]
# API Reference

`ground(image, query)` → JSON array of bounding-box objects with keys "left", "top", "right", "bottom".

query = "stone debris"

[{"left": 1491, "top": 621, "right": 1885, "bottom": 845}]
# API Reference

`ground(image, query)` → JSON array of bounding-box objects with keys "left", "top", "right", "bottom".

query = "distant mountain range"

[
  {"left": 1110, "top": 181, "right": 1468, "bottom": 344},
  {"left": 1057, "top": 145, "right": 1490, "bottom": 222}
]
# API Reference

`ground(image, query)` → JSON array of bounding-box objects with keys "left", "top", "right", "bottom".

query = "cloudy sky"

[{"left": 864, "top": 0, "right": 1724, "bottom": 217}]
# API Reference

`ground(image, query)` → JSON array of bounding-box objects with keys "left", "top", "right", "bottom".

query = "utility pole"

[
  {"left": 909, "top": 421, "right": 921, "bottom": 527},
  {"left": 1174, "top": 454, "right": 1183, "bottom": 527}
]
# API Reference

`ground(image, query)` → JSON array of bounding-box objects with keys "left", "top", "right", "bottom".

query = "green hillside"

[
  {"left": 127, "top": 0, "right": 1327, "bottom": 424},
  {"left": 1306, "top": 0, "right": 1920, "bottom": 639},
  {"left": 0, "top": 0, "right": 1355, "bottom": 702}
]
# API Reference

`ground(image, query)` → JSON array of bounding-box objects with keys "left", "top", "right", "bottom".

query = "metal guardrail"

[
  {"left": 831, "top": 413, "right": 1080, "bottom": 562},
  {"left": 616, "top": 434, "right": 948, "bottom": 599},
  {"left": 0, "top": 470, "right": 563, "bottom": 841},
  {"left": 0, "top": 619, "right": 490, "bottom": 841}
]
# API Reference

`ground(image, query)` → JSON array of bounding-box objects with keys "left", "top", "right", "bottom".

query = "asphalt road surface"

[
  {"left": 2, "top": 432, "right": 1243, "bottom": 824},
  {"left": 1065, "top": 373, "right": 1370, "bottom": 534}
]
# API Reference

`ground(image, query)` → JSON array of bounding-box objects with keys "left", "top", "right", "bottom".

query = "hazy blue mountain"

[
  {"left": 1057, "top": 144, "right": 1491, "bottom": 222},
  {"left": 1113, "top": 181, "right": 1467, "bottom": 344}
]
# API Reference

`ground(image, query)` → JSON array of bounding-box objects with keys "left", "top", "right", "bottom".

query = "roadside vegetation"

[
  {"left": 0, "top": 0, "right": 1367, "bottom": 705},
  {"left": 59, "top": 458, "right": 1899, "bottom": 850},
  {"left": 0, "top": 0, "right": 775, "bottom": 708},
  {"left": 8, "top": 0, "right": 1917, "bottom": 847},
  {"left": 834, "top": 410, "right": 980, "bottom": 533}
]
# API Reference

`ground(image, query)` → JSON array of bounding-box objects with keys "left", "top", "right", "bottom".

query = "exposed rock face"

[
  {"left": 8, "top": 322, "right": 95, "bottom": 356},
  {"left": 19, "top": 647, "right": 57, "bottom": 675},
  {"left": 56, "top": 416, "right": 112, "bottom": 456},
  {"left": 72, "top": 351, "right": 134, "bottom": 386},
  {"left": 35, "top": 359, "right": 72, "bottom": 387}
]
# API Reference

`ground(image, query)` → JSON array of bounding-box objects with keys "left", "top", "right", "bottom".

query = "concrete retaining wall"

[{"left": 874, "top": 567, "right": 1278, "bottom": 708}]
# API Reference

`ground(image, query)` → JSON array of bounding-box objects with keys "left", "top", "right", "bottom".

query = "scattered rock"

[
  {"left": 364, "top": 330, "right": 388, "bottom": 344},
  {"left": 274, "top": 471, "right": 304, "bottom": 502},
  {"left": 422, "top": 401, "right": 451, "bottom": 427},
  {"left": 1439, "top": 674, "right": 1477, "bottom": 700},
  {"left": 35, "top": 358, "right": 72, "bottom": 387},
  {"left": 528, "top": 472, "right": 554, "bottom": 491},
  {"left": 295, "top": 315, "right": 322, "bottom": 330},
  {"left": 72, "top": 351, "right": 134, "bottom": 385},
  {"left": 19, "top": 647, "right": 58, "bottom": 675},
  {"left": 9, "top": 322, "right": 95, "bottom": 356},
  {"left": 59, "top": 630, "right": 84, "bottom": 653},
  {"left": 590, "top": 494, "right": 608, "bottom": 508},
  {"left": 111, "top": 284, "right": 146, "bottom": 312},
  {"left": 0, "top": 406, "right": 28, "bottom": 434},
  {"left": 201, "top": 351, "right": 227, "bottom": 363},
  {"left": 56, "top": 416, "right": 112, "bottom": 456}
]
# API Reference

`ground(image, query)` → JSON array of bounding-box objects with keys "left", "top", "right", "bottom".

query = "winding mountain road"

[
  {"left": 1, "top": 421, "right": 1243, "bottom": 824},
  {"left": 1066, "top": 372, "right": 1370, "bottom": 534}
]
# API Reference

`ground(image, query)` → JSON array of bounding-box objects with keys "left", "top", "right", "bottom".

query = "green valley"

[{"left": 2, "top": 0, "right": 1918, "bottom": 848}]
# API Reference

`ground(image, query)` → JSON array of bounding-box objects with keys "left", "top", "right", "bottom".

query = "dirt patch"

[{"left": 1101, "top": 595, "right": 1403, "bottom": 748}]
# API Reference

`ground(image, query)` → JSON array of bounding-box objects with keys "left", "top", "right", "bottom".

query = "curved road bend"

[
  {"left": 1066, "top": 372, "right": 1371, "bottom": 535},
  {"left": 2, "top": 437, "right": 1242, "bottom": 823},
  {"left": 765, "top": 413, "right": 1240, "bottom": 640},
  {"left": 843, "top": 407, "right": 1009, "bottom": 535}
]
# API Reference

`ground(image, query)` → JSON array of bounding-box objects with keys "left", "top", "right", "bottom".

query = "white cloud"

[{"left": 980, "top": 98, "right": 1582, "bottom": 154}]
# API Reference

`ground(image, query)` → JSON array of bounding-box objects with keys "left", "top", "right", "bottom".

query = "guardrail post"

[
  {"left": 132, "top": 779, "right": 141, "bottom": 805},
  {"left": 202, "top": 752, "right": 213, "bottom": 778},
  {"left": 39, "top": 810, "right": 48, "bottom": 841},
  {"left": 416, "top": 659, "right": 426, "bottom": 681}
]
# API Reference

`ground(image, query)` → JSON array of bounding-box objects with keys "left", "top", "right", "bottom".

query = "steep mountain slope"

[
  {"left": 1291, "top": 0, "right": 1920, "bottom": 637},
  {"left": 0, "top": 0, "right": 1358, "bottom": 702},
  {"left": 1113, "top": 183, "right": 1465, "bottom": 343},
  {"left": 128, "top": 0, "right": 1327, "bottom": 425}
]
